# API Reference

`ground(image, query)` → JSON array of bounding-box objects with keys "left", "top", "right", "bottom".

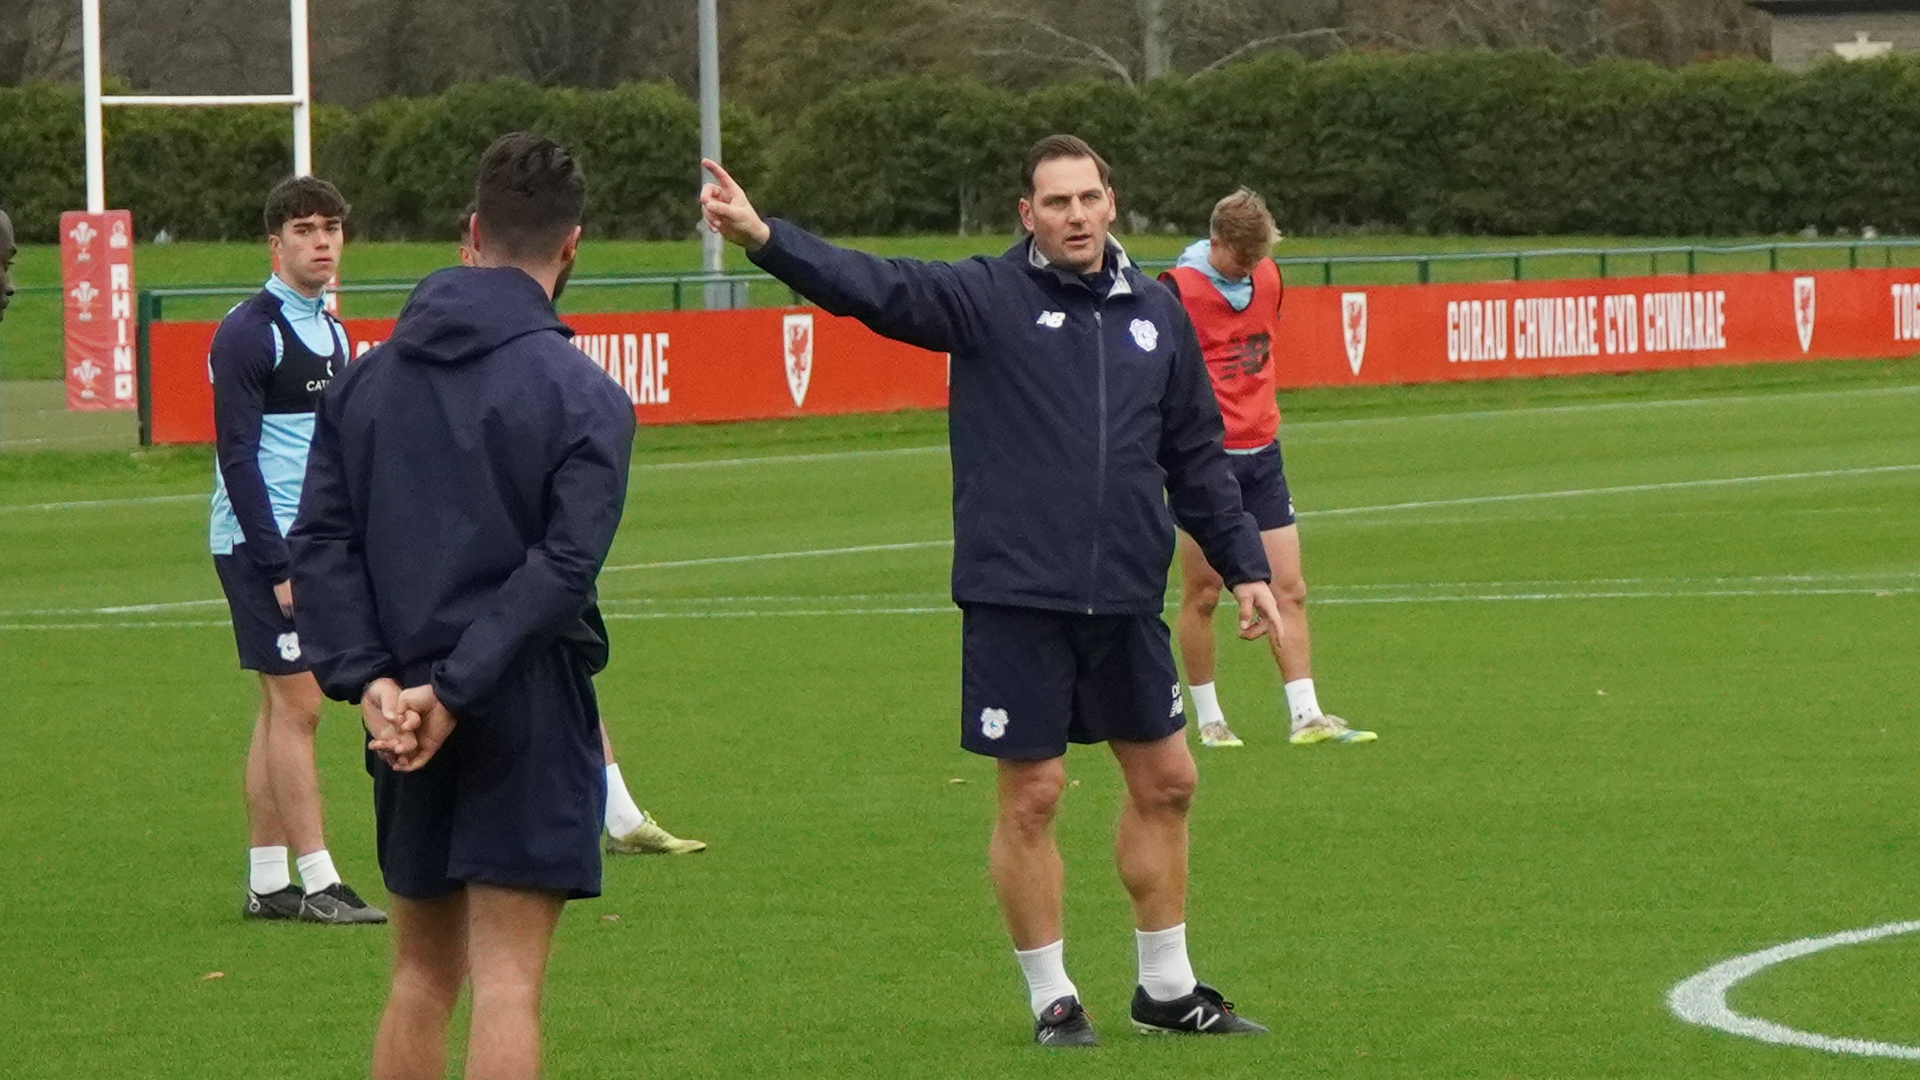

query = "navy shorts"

[
  {"left": 1227, "top": 442, "right": 1296, "bottom": 531},
  {"left": 369, "top": 643, "right": 606, "bottom": 901},
  {"left": 213, "top": 549, "right": 308, "bottom": 675},
  {"left": 960, "top": 603, "right": 1186, "bottom": 760}
]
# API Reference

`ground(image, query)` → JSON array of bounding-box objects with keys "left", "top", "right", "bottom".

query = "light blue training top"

[{"left": 208, "top": 275, "right": 347, "bottom": 557}]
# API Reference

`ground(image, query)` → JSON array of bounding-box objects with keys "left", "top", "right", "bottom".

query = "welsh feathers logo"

[
  {"left": 1793, "top": 276, "right": 1816, "bottom": 354},
  {"left": 70, "top": 280, "right": 99, "bottom": 322},
  {"left": 68, "top": 220, "right": 98, "bottom": 261},
  {"left": 782, "top": 313, "right": 814, "bottom": 408},
  {"left": 1341, "top": 292, "right": 1369, "bottom": 376},
  {"left": 72, "top": 358, "right": 102, "bottom": 399}
]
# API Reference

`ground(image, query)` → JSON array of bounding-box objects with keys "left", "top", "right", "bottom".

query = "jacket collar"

[{"left": 1015, "top": 236, "right": 1136, "bottom": 299}]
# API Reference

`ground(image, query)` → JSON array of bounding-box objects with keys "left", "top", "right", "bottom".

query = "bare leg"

[
  {"left": 1173, "top": 533, "right": 1224, "bottom": 687},
  {"left": 264, "top": 671, "right": 328, "bottom": 857},
  {"left": 465, "top": 885, "right": 565, "bottom": 1080},
  {"left": 599, "top": 724, "right": 615, "bottom": 767},
  {"left": 372, "top": 891, "right": 469, "bottom": 1080},
  {"left": 1109, "top": 733, "right": 1196, "bottom": 932},
  {"left": 989, "top": 757, "right": 1068, "bottom": 950},
  {"left": 244, "top": 680, "right": 286, "bottom": 847},
  {"left": 1264, "top": 525, "right": 1312, "bottom": 684}
]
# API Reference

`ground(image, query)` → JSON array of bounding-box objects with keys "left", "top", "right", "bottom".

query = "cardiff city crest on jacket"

[
  {"left": 783, "top": 313, "right": 814, "bottom": 408},
  {"left": 1793, "top": 276, "right": 1816, "bottom": 354},
  {"left": 1341, "top": 292, "right": 1369, "bottom": 376}
]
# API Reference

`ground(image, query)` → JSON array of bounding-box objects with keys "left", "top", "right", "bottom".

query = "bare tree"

[{"left": 0, "top": 0, "right": 78, "bottom": 85}]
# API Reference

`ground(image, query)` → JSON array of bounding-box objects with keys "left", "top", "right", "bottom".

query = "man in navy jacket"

[
  {"left": 702, "top": 136, "right": 1279, "bottom": 1046},
  {"left": 291, "top": 133, "right": 633, "bottom": 1080}
]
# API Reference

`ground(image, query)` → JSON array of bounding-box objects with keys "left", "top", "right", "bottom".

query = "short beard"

[{"left": 552, "top": 257, "right": 575, "bottom": 303}]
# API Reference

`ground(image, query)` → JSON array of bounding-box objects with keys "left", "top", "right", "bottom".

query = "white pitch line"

[
  {"left": 603, "top": 463, "right": 1920, "bottom": 571},
  {"left": 1314, "top": 585, "right": 1919, "bottom": 605},
  {"left": 1305, "top": 463, "right": 1920, "bottom": 518},
  {"left": 601, "top": 540, "right": 950, "bottom": 573},
  {"left": 3, "top": 584, "right": 1910, "bottom": 633},
  {"left": 1669, "top": 920, "right": 1920, "bottom": 1060},
  {"left": 0, "top": 492, "right": 203, "bottom": 515},
  {"left": 1285, "top": 381, "right": 1920, "bottom": 431},
  {"left": 635, "top": 445, "right": 946, "bottom": 471},
  {"left": 9, "top": 383, "right": 1917, "bottom": 515}
]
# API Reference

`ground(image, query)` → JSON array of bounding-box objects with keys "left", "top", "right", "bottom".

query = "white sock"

[
  {"left": 296, "top": 849, "right": 341, "bottom": 895},
  {"left": 1013, "top": 939, "right": 1079, "bottom": 1017},
  {"left": 605, "top": 764, "right": 648, "bottom": 836},
  {"left": 1136, "top": 923, "right": 1198, "bottom": 1002},
  {"left": 1189, "top": 682, "right": 1226, "bottom": 727},
  {"left": 249, "top": 846, "right": 291, "bottom": 894},
  {"left": 1284, "top": 678, "right": 1324, "bottom": 727}
]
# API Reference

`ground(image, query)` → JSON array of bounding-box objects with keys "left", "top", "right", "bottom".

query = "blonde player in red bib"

[{"left": 1160, "top": 189, "right": 1375, "bottom": 748}]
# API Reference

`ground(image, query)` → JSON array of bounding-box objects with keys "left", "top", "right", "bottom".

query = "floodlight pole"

[{"left": 698, "top": 0, "right": 728, "bottom": 308}]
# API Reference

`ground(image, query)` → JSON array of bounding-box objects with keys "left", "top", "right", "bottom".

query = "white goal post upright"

[{"left": 81, "top": 0, "right": 314, "bottom": 213}]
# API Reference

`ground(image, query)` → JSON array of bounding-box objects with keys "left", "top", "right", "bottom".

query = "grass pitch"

[{"left": 2, "top": 359, "right": 1918, "bottom": 1078}]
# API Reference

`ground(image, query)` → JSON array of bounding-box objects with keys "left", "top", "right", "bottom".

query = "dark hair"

[
  {"left": 473, "top": 132, "right": 585, "bottom": 261},
  {"left": 263, "top": 175, "right": 349, "bottom": 235},
  {"left": 1022, "top": 134, "right": 1110, "bottom": 195}
]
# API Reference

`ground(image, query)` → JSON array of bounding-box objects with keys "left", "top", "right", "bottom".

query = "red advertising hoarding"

[
  {"left": 141, "top": 267, "right": 1920, "bottom": 445},
  {"left": 62, "top": 210, "right": 137, "bottom": 411},
  {"left": 1276, "top": 268, "right": 1920, "bottom": 388},
  {"left": 145, "top": 305, "right": 950, "bottom": 445}
]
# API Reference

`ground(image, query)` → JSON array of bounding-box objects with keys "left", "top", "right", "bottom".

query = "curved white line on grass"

[{"left": 1669, "top": 920, "right": 1920, "bottom": 1059}]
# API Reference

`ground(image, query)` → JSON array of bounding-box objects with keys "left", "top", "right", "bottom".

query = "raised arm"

[
  {"left": 699, "top": 158, "right": 983, "bottom": 354},
  {"left": 429, "top": 391, "right": 636, "bottom": 718},
  {"left": 288, "top": 390, "right": 399, "bottom": 703},
  {"left": 210, "top": 317, "right": 292, "bottom": 583}
]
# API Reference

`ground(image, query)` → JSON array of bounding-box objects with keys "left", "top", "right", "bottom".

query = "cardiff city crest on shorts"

[
  {"left": 1793, "top": 276, "right": 1816, "bottom": 354},
  {"left": 1341, "top": 292, "right": 1369, "bottom": 376},
  {"left": 783, "top": 313, "right": 814, "bottom": 408}
]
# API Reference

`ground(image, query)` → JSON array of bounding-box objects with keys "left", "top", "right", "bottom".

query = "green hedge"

[{"left": 6, "top": 53, "right": 1920, "bottom": 243}]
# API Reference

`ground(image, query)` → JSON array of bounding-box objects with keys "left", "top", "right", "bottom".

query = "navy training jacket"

[
  {"left": 749, "top": 221, "right": 1269, "bottom": 615},
  {"left": 288, "top": 266, "right": 636, "bottom": 714}
]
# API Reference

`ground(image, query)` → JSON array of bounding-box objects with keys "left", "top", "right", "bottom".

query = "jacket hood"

[
  {"left": 1175, "top": 238, "right": 1254, "bottom": 312},
  {"left": 388, "top": 266, "right": 570, "bottom": 365}
]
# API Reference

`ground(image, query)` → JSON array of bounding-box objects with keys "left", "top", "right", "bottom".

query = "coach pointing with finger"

[{"left": 702, "top": 137, "right": 1277, "bottom": 1046}]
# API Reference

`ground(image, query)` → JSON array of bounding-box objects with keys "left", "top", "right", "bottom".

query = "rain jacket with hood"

[
  {"left": 747, "top": 220, "right": 1269, "bottom": 615},
  {"left": 290, "top": 266, "right": 635, "bottom": 716}
]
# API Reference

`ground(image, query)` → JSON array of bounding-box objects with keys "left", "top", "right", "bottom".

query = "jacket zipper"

[{"left": 1088, "top": 305, "right": 1107, "bottom": 615}]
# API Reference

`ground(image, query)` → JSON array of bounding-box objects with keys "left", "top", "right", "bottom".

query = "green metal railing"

[{"left": 123, "top": 237, "right": 1920, "bottom": 321}]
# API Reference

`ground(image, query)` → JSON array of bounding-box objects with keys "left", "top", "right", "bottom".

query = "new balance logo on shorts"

[
  {"left": 980, "top": 707, "right": 1009, "bottom": 740},
  {"left": 276, "top": 632, "right": 301, "bottom": 662},
  {"left": 1170, "top": 683, "right": 1184, "bottom": 719}
]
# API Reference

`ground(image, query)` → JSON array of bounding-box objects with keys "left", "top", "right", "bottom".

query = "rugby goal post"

[{"left": 81, "top": 0, "right": 315, "bottom": 212}]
